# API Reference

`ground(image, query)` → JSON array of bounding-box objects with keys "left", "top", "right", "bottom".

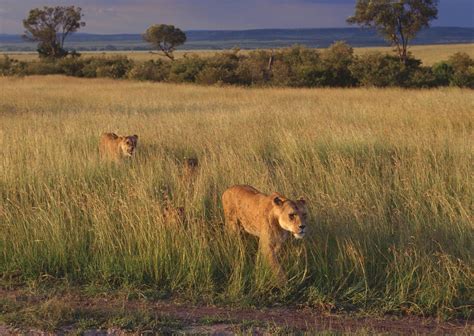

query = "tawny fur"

[
  {"left": 181, "top": 157, "right": 199, "bottom": 182},
  {"left": 222, "top": 185, "right": 308, "bottom": 282},
  {"left": 99, "top": 132, "right": 138, "bottom": 162},
  {"left": 162, "top": 194, "right": 186, "bottom": 225},
  {"left": 183, "top": 157, "right": 199, "bottom": 173}
]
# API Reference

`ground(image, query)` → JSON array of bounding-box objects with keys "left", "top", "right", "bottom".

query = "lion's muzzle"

[{"left": 293, "top": 231, "right": 305, "bottom": 239}]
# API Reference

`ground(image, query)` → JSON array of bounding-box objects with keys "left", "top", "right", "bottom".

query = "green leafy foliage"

[
  {"left": 143, "top": 24, "right": 187, "bottom": 60},
  {"left": 196, "top": 50, "right": 241, "bottom": 85},
  {"left": 447, "top": 52, "right": 474, "bottom": 88},
  {"left": 127, "top": 59, "right": 170, "bottom": 82},
  {"left": 432, "top": 61, "right": 454, "bottom": 86},
  {"left": 350, "top": 52, "right": 424, "bottom": 87},
  {"left": 2, "top": 45, "right": 473, "bottom": 88},
  {"left": 347, "top": 0, "right": 438, "bottom": 63},
  {"left": 321, "top": 41, "right": 357, "bottom": 87},
  {"left": 23, "top": 6, "right": 85, "bottom": 59},
  {"left": 0, "top": 55, "right": 27, "bottom": 76},
  {"left": 82, "top": 57, "right": 133, "bottom": 78},
  {"left": 169, "top": 54, "right": 206, "bottom": 82}
]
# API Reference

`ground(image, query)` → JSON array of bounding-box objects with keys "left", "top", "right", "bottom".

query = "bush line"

[{"left": 1, "top": 43, "right": 473, "bottom": 88}]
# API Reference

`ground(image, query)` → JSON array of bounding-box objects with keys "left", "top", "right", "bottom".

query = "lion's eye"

[{"left": 289, "top": 214, "right": 296, "bottom": 220}]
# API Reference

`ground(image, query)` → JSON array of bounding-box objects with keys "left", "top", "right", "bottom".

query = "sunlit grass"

[{"left": 0, "top": 76, "right": 472, "bottom": 319}]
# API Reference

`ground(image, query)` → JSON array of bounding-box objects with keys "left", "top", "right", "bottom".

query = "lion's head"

[
  {"left": 272, "top": 194, "right": 308, "bottom": 239},
  {"left": 119, "top": 135, "right": 138, "bottom": 157}
]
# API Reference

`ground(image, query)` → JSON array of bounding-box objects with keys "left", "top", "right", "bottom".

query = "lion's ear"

[
  {"left": 297, "top": 197, "right": 306, "bottom": 205},
  {"left": 273, "top": 196, "right": 284, "bottom": 206},
  {"left": 132, "top": 135, "right": 138, "bottom": 140}
]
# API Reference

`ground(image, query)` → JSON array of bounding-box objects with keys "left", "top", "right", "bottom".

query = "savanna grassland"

[{"left": 0, "top": 76, "right": 473, "bottom": 329}]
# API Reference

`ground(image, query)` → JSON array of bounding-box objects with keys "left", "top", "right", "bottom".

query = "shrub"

[
  {"left": 168, "top": 55, "right": 206, "bottom": 83},
  {"left": 0, "top": 56, "right": 27, "bottom": 76},
  {"left": 350, "top": 52, "right": 421, "bottom": 87},
  {"left": 294, "top": 64, "right": 329, "bottom": 87},
  {"left": 25, "top": 60, "right": 62, "bottom": 75},
  {"left": 272, "top": 45, "right": 322, "bottom": 87},
  {"left": 432, "top": 61, "right": 453, "bottom": 86},
  {"left": 82, "top": 57, "right": 133, "bottom": 79},
  {"left": 57, "top": 57, "right": 87, "bottom": 77},
  {"left": 235, "top": 50, "right": 270, "bottom": 86},
  {"left": 195, "top": 50, "right": 240, "bottom": 85},
  {"left": 127, "top": 59, "right": 170, "bottom": 82},
  {"left": 195, "top": 67, "right": 224, "bottom": 85},
  {"left": 447, "top": 52, "right": 474, "bottom": 88},
  {"left": 268, "top": 59, "right": 292, "bottom": 86},
  {"left": 82, "top": 59, "right": 102, "bottom": 78},
  {"left": 269, "top": 42, "right": 358, "bottom": 88},
  {"left": 0, "top": 55, "right": 14, "bottom": 76},
  {"left": 407, "top": 66, "right": 438, "bottom": 88},
  {"left": 321, "top": 41, "right": 357, "bottom": 87},
  {"left": 451, "top": 67, "right": 474, "bottom": 89},
  {"left": 1, "top": 46, "right": 472, "bottom": 89},
  {"left": 278, "top": 45, "right": 320, "bottom": 67}
]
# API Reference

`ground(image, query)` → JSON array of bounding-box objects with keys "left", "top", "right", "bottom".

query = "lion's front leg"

[
  {"left": 258, "top": 238, "right": 286, "bottom": 284},
  {"left": 223, "top": 209, "right": 240, "bottom": 235}
]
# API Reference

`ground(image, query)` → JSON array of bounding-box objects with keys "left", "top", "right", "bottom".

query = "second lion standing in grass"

[
  {"left": 222, "top": 185, "right": 308, "bottom": 282},
  {"left": 99, "top": 133, "right": 138, "bottom": 162}
]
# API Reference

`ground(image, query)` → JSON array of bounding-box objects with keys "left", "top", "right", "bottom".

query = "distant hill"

[{"left": 1, "top": 27, "right": 472, "bottom": 52}]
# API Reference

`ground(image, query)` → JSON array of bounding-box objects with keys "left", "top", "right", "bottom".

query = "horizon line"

[{"left": 1, "top": 25, "right": 473, "bottom": 36}]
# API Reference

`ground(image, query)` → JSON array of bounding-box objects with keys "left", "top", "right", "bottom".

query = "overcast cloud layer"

[{"left": 0, "top": 0, "right": 472, "bottom": 34}]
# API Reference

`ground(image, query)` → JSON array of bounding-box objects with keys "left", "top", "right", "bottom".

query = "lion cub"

[
  {"left": 99, "top": 132, "right": 138, "bottom": 161},
  {"left": 222, "top": 185, "right": 308, "bottom": 281}
]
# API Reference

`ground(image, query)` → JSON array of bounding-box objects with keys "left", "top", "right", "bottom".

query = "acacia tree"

[
  {"left": 23, "top": 6, "right": 85, "bottom": 58},
  {"left": 143, "top": 24, "right": 187, "bottom": 60},
  {"left": 347, "top": 0, "right": 438, "bottom": 63}
]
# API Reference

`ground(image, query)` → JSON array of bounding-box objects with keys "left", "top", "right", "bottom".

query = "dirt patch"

[
  {"left": 138, "top": 302, "right": 473, "bottom": 335},
  {"left": 0, "top": 289, "right": 472, "bottom": 335}
]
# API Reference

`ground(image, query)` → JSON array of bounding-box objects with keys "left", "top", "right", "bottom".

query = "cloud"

[{"left": 0, "top": 0, "right": 472, "bottom": 34}]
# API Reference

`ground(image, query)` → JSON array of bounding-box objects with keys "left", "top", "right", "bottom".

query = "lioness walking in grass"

[
  {"left": 222, "top": 185, "right": 308, "bottom": 282},
  {"left": 99, "top": 133, "right": 138, "bottom": 162}
]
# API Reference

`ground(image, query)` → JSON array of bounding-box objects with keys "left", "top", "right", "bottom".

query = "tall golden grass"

[{"left": 0, "top": 76, "right": 472, "bottom": 318}]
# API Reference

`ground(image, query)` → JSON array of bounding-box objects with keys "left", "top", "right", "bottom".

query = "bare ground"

[{"left": 0, "top": 289, "right": 472, "bottom": 335}]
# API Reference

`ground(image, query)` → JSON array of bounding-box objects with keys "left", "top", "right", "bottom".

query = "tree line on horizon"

[
  {"left": 4, "top": 0, "right": 471, "bottom": 88},
  {"left": 22, "top": 0, "right": 439, "bottom": 64},
  {"left": 2, "top": 43, "right": 473, "bottom": 88}
]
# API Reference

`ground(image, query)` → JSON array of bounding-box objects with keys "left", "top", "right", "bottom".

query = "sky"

[{"left": 0, "top": 0, "right": 473, "bottom": 34}]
